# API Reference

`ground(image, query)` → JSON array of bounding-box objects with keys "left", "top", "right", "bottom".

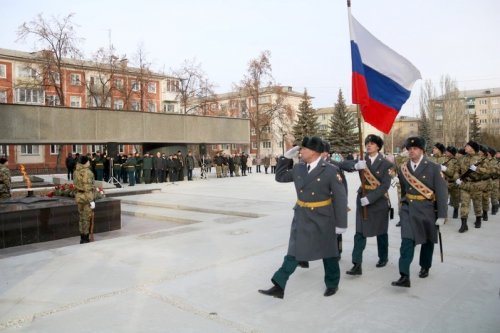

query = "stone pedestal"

[{"left": 0, "top": 197, "right": 121, "bottom": 249}]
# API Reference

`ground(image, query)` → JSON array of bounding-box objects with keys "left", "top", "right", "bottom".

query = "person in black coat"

[{"left": 65, "top": 153, "right": 76, "bottom": 180}]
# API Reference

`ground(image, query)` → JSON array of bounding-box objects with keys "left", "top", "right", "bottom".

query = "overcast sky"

[{"left": 2, "top": 0, "right": 500, "bottom": 116}]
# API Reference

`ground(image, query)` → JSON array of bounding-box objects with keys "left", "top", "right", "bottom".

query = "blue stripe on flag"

[
  {"left": 350, "top": 41, "right": 364, "bottom": 75},
  {"left": 363, "top": 65, "right": 411, "bottom": 111}
]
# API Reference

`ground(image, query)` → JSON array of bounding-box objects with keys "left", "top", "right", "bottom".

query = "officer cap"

[
  {"left": 365, "top": 134, "right": 383, "bottom": 150},
  {"left": 301, "top": 136, "right": 325, "bottom": 153},
  {"left": 405, "top": 136, "right": 426, "bottom": 151},
  {"left": 434, "top": 143, "right": 446, "bottom": 154},
  {"left": 466, "top": 140, "right": 480, "bottom": 153},
  {"left": 446, "top": 145, "right": 457, "bottom": 156}
]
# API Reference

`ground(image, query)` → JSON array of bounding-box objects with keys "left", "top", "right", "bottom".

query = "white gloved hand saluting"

[
  {"left": 284, "top": 146, "right": 300, "bottom": 159},
  {"left": 360, "top": 197, "right": 370, "bottom": 206},
  {"left": 336, "top": 227, "right": 347, "bottom": 234},
  {"left": 354, "top": 160, "right": 367, "bottom": 170},
  {"left": 90, "top": 201, "right": 95, "bottom": 210},
  {"left": 469, "top": 164, "right": 477, "bottom": 172},
  {"left": 435, "top": 218, "right": 445, "bottom": 226},
  {"left": 455, "top": 179, "right": 462, "bottom": 186},
  {"left": 441, "top": 165, "right": 447, "bottom": 172}
]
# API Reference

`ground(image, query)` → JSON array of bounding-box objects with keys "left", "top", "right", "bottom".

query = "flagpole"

[{"left": 356, "top": 105, "right": 368, "bottom": 220}]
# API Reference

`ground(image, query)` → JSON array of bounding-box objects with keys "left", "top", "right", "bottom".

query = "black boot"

[
  {"left": 298, "top": 261, "right": 309, "bottom": 268},
  {"left": 458, "top": 218, "right": 468, "bottom": 233},
  {"left": 346, "top": 263, "right": 362, "bottom": 275},
  {"left": 482, "top": 210, "right": 488, "bottom": 221},
  {"left": 80, "top": 234, "right": 85, "bottom": 244},
  {"left": 452, "top": 207, "right": 459, "bottom": 219},
  {"left": 492, "top": 204, "right": 498, "bottom": 215},
  {"left": 258, "top": 285, "right": 284, "bottom": 299},
  {"left": 474, "top": 216, "right": 481, "bottom": 228},
  {"left": 391, "top": 274, "right": 411, "bottom": 287},
  {"left": 82, "top": 234, "right": 90, "bottom": 243}
]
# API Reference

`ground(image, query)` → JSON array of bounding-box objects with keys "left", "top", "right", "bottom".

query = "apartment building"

[{"left": 0, "top": 47, "right": 181, "bottom": 170}]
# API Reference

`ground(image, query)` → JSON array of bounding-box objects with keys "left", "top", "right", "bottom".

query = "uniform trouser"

[
  {"left": 187, "top": 168, "right": 193, "bottom": 180},
  {"left": 96, "top": 169, "right": 103, "bottom": 181},
  {"left": 256, "top": 165, "right": 261, "bottom": 172},
  {"left": 492, "top": 179, "right": 499, "bottom": 206},
  {"left": 169, "top": 169, "right": 177, "bottom": 182},
  {"left": 398, "top": 238, "right": 434, "bottom": 277},
  {"left": 234, "top": 166, "right": 240, "bottom": 176},
  {"left": 144, "top": 169, "right": 151, "bottom": 184},
  {"left": 135, "top": 169, "right": 141, "bottom": 184},
  {"left": 127, "top": 170, "right": 135, "bottom": 185},
  {"left": 482, "top": 180, "right": 491, "bottom": 211},
  {"left": 216, "top": 165, "right": 222, "bottom": 177},
  {"left": 113, "top": 168, "right": 121, "bottom": 181},
  {"left": 460, "top": 183, "right": 483, "bottom": 218},
  {"left": 178, "top": 169, "right": 184, "bottom": 181},
  {"left": 77, "top": 202, "right": 92, "bottom": 234},
  {"left": 222, "top": 165, "right": 229, "bottom": 176},
  {"left": 448, "top": 183, "right": 460, "bottom": 208},
  {"left": 241, "top": 166, "right": 246, "bottom": 175},
  {"left": 352, "top": 232, "right": 388, "bottom": 264},
  {"left": 154, "top": 169, "right": 162, "bottom": 183},
  {"left": 271, "top": 255, "right": 340, "bottom": 290},
  {"left": 67, "top": 169, "right": 73, "bottom": 180}
]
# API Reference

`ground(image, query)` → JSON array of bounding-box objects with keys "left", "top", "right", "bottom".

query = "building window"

[
  {"left": 252, "top": 142, "right": 257, "bottom": 149},
  {"left": 50, "top": 144, "right": 59, "bottom": 155},
  {"left": 70, "top": 96, "right": 81, "bottom": 108},
  {"left": 167, "top": 103, "right": 175, "bottom": 112},
  {"left": 211, "top": 145, "right": 218, "bottom": 150},
  {"left": 148, "top": 101, "right": 156, "bottom": 112},
  {"left": 15, "top": 88, "right": 44, "bottom": 104},
  {"left": 258, "top": 96, "right": 271, "bottom": 104},
  {"left": 118, "top": 144, "right": 124, "bottom": 154},
  {"left": 262, "top": 126, "right": 271, "bottom": 133},
  {"left": 131, "top": 81, "right": 140, "bottom": 92},
  {"left": 262, "top": 141, "right": 271, "bottom": 148},
  {"left": 114, "top": 78, "right": 124, "bottom": 89},
  {"left": 87, "top": 145, "right": 103, "bottom": 153},
  {"left": 0, "top": 90, "right": 6, "bottom": 103},
  {"left": 222, "top": 144, "right": 230, "bottom": 150},
  {"left": 250, "top": 128, "right": 256, "bottom": 135},
  {"left": 210, "top": 103, "right": 217, "bottom": 111},
  {"left": 114, "top": 99, "right": 124, "bottom": 110},
  {"left": 131, "top": 100, "right": 140, "bottom": 111},
  {"left": 0, "top": 64, "right": 6, "bottom": 78},
  {"left": 46, "top": 95, "right": 60, "bottom": 106},
  {"left": 18, "top": 66, "right": 37, "bottom": 78},
  {"left": 70, "top": 73, "right": 81, "bottom": 85},
  {"left": 50, "top": 72, "right": 60, "bottom": 84},
  {"left": 20, "top": 145, "right": 40, "bottom": 155},
  {"left": 148, "top": 82, "right": 156, "bottom": 93},
  {"left": 72, "top": 144, "right": 82, "bottom": 154},
  {"left": 0, "top": 145, "right": 8, "bottom": 157},
  {"left": 278, "top": 141, "right": 283, "bottom": 148}
]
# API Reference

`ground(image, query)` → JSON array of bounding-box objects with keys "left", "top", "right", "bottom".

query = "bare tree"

[
  {"left": 440, "top": 75, "right": 467, "bottom": 147},
  {"left": 171, "top": 58, "right": 215, "bottom": 114},
  {"left": 82, "top": 47, "right": 119, "bottom": 109},
  {"left": 237, "top": 50, "right": 275, "bottom": 158},
  {"left": 16, "top": 13, "right": 83, "bottom": 106},
  {"left": 418, "top": 79, "right": 436, "bottom": 148}
]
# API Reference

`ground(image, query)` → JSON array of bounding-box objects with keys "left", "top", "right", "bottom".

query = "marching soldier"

[
  {"left": 441, "top": 146, "right": 460, "bottom": 218},
  {"left": 0, "top": 157, "right": 11, "bottom": 200},
  {"left": 455, "top": 141, "right": 487, "bottom": 231},
  {"left": 429, "top": 143, "right": 446, "bottom": 164},
  {"left": 73, "top": 156, "right": 96, "bottom": 244},
  {"left": 489, "top": 147, "right": 499, "bottom": 215},
  {"left": 478, "top": 145, "right": 492, "bottom": 222},
  {"left": 393, "top": 147, "right": 409, "bottom": 227},
  {"left": 342, "top": 135, "right": 393, "bottom": 275},
  {"left": 391, "top": 137, "right": 447, "bottom": 288},
  {"left": 258, "top": 136, "right": 347, "bottom": 298}
]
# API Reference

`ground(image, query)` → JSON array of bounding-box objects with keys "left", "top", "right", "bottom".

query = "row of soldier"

[{"left": 210, "top": 152, "right": 279, "bottom": 178}]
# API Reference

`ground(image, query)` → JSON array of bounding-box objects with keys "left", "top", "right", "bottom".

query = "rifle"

[{"left": 458, "top": 157, "right": 486, "bottom": 181}]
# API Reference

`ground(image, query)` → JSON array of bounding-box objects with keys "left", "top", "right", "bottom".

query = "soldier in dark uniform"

[
  {"left": 153, "top": 152, "right": 163, "bottom": 183},
  {"left": 135, "top": 152, "right": 142, "bottom": 184},
  {"left": 228, "top": 153, "right": 235, "bottom": 177},
  {"left": 391, "top": 136, "right": 448, "bottom": 288},
  {"left": 94, "top": 152, "right": 105, "bottom": 181},
  {"left": 113, "top": 154, "right": 122, "bottom": 182},
  {"left": 341, "top": 135, "right": 393, "bottom": 276},
  {"left": 124, "top": 153, "right": 136, "bottom": 186},
  {"left": 186, "top": 150, "right": 195, "bottom": 181},
  {"left": 177, "top": 151, "right": 185, "bottom": 181},
  {"left": 120, "top": 153, "right": 128, "bottom": 183},
  {"left": 65, "top": 153, "right": 75, "bottom": 180},
  {"left": 258, "top": 136, "right": 348, "bottom": 298},
  {"left": 142, "top": 153, "right": 153, "bottom": 184},
  {"left": 240, "top": 153, "right": 247, "bottom": 176},
  {"left": 103, "top": 154, "right": 110, "bottom": 181}
]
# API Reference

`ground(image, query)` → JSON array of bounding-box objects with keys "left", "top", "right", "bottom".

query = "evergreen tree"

[
  {"left": 418, "top": 106, "right": 432, "bottom": 153},
  {"left": 469, "top": 112, "right": 481, "bottom": 142},
  {"left": 327, "top": 89, "right": 357, "bottom": 154},
  {"left": 292, "top": 89, "right": 319, "bottom": 142}
]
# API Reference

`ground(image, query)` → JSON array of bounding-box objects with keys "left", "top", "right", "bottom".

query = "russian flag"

[{"left": 349, "top": 9, "right": 421, "bottom": 134}]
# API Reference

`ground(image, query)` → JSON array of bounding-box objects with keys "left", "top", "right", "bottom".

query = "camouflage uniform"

[
  {"left": 457, "top": 152, "right": 485, "bottom": 229},
  {"left": 490, "top": 155, "right": 499, "bottom": 215},
  {"left": 94, "top": 154, "right": 105, "bottom": 181},
  {"left": 479, "top": 152, "right": 492, "bottom": 220},
  {"left": 441, "top": 155, "right": 460, "bottom": 217},
  {"left": 73, "top": 162, "right": 95, "bottom": 237},
  {"left": 0, "top": 163, "right": 12, "bottom": 200}
]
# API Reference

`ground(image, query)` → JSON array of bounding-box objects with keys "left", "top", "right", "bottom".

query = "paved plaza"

[{"left": 1, "top": 171, "right": 499, "bottom": 332}]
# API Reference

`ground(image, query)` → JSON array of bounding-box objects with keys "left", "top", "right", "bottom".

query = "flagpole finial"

[{"left": 347, "top": 0, "right": 351, "bottom": 8}]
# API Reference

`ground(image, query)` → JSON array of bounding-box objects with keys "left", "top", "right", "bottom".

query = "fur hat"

[
  {"left": 446, "top": 145, "right": 457, "bottom": 156},
  {"left": 434, "top": 143, "right": 446, "bottom": 154},
  {"left": 466, "top": 140, "right": 480, "bottom": 153},
  {"left": 458, "top": 148, "right": 466, "bottom": 155},
  {"left": 322, "top": 140, "right": 331, "bottom": 153},
  {"left": 488, "top": 147, "right": 497, "bottom": 156},
  {"left": 301, "top": 136, "right": 325, "bottom": 153},
  {"left": 79, "top": 155, "right": 89, "bottom": 165},
  {"left": 479, "top": 144, "right": 489, "bottom": 154},
  {"left": 365, "top": 134, "right": 383, "bottom": 150},
  {"left": 405, "top": 136, "right": 426, "bottom": 151}
]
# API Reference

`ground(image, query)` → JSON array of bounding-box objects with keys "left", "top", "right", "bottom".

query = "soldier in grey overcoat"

[
  {"left": 258, "top": 136, "right": 348, "bottom": 299},
  {"left": 341, "top": 135, "right": 393, "bottom": 276},
  {"left": 392, "top": 136, "right": 448, "bottom": 288}
]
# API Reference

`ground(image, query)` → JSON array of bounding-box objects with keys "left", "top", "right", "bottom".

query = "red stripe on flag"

[
  {"left": 361, "top": 99, "right": 399, "bottom": 134},
  {"left": 352, "top": 72, "right": 369, "bottom": 106}
]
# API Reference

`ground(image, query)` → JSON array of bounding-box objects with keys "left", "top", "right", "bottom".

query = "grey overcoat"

[
  {"left": 398, "top": 157, "right": 448, "bottom": 244},
  {"left": 276, "top": 157, "right": 348, "bottom": 261}
]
